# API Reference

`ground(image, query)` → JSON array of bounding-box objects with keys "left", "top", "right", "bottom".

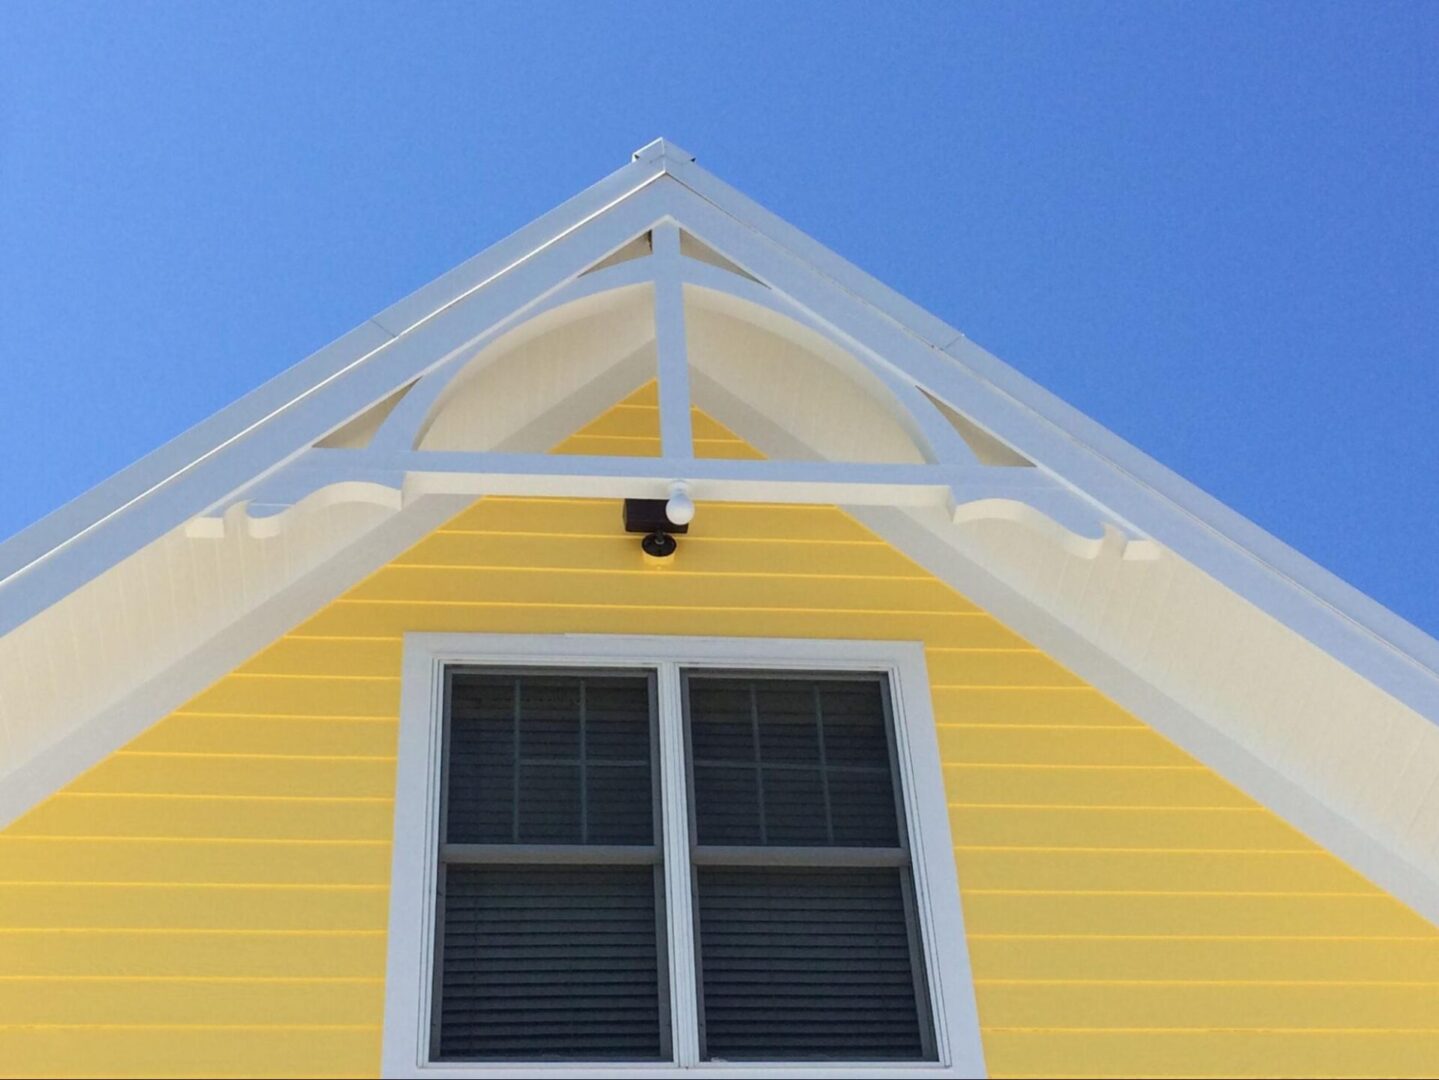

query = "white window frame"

[{"left": 382, "top": 633, "right": 987, "bottom": 1079}]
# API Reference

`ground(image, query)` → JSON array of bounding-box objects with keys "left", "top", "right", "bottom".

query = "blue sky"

[{"left": 2, "top": 2, "right": 1436, "bottom": 634}]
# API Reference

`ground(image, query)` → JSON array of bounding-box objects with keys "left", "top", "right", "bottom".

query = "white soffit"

[{"left": 0, "top": 138, "right": 1437, "bottom": 916}]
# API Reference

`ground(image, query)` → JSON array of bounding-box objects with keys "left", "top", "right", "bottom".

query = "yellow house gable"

[{"left": 2, "top": 390, "right": 1435, "bottom": 1079}]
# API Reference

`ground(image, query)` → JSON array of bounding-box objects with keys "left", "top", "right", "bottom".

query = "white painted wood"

[
  {"left": 850, "top": 503, "right": 1439, "bottom": 928},
  {"left": 646, "top": 175, "right": 1439, "bottom": 738},
  {"left": 0, "top": 493, "right": 471, "bottom": 830},
  {"left": 216, "top": 448, "right": 1110, "bottom": 539},
  {"left": 652, "top": 223, "right": 695, "bottom": 459},
  {"left": 655, "top": 661, "right": 700, "bottom": 1068},
  {"left": 682, "top": 263, "right": 974, "bottom": 466},
  {"left": 382, "top": 633, "right": 986, "bottom": 1079},
  {"left": 369, "top": 258, "right": 658, "bottom": 453},
  {"left": 0, "top": 173, "right": 667, "bottom": 640}
]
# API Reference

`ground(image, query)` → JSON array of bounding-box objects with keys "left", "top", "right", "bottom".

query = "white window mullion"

[{"left": 656, "top": 660, "right": 700, "bottom": 1066}]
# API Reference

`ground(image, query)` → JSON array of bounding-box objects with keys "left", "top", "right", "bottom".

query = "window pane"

[
  {"left": 436, "top": 865, "right": 665, "bottom": 1061},
  {"left": 688, "top": 676, "right": 899, "bottom": 848},
  {"left": 445, "top": 673, "right": 653, "bottom": 845},
  {"left": 695, "top": 866, "right": 931, "bottom": 1061}
]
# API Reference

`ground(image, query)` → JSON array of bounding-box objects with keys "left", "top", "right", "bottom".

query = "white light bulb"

[{"left": 665, "top": 482, "right": 695, "bottom": 526}]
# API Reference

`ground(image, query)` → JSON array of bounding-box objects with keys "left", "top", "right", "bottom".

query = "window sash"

[
  {"left": 430, "top": 668, "right": 671, "bottom": 1063},
  {"left": 679, "top": 670, "right": 936, "bottom": 1063}
]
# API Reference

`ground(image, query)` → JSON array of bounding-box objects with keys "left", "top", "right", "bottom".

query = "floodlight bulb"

[{"left": 665, "top": 482, "right": 695, "bottom": 527}]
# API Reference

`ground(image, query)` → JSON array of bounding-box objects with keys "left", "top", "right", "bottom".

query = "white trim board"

[{"left": 383, "top": 633, "right": 986, "bottom": 1080}]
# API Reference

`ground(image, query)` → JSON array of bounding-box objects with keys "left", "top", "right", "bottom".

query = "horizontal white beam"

[{"left": 207, "top": 447, "right": 1116, "bottom": 542}]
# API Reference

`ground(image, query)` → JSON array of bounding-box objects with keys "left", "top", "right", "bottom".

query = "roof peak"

[{"left": 632, "top": 137, "right": 696, "bottom": 168}]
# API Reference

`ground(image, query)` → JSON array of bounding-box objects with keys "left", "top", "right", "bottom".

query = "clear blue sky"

[{"left": 2, "top": 3, "right": 1436, "bottom": 634}]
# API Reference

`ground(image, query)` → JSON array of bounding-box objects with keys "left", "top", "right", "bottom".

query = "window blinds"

[
  {"left": 434, "top": 672, "right": 667, "bottom": 1061},
  {"left": 685, "top": 675, "right": 935, "bottom": 1061}
]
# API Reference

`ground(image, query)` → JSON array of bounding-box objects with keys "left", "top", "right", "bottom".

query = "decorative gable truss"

[
  {"left": 184, "top": 168, "right": 1133, "bottom": 559},
  {"left": 3, "top": 140, "right": 1439, "bottom": 931}
]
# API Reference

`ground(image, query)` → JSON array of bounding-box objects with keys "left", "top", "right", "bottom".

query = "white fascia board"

[
  {"left": 648, "top": 171, "right": 1439, "bottom": 725},
  {"left": 0, "top": 162, "right": 673, "bottom": 640}
]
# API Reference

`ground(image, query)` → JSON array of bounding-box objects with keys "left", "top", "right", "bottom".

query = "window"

[{"left": 385, "top": 636, "right": 985, "bottom": 1079}]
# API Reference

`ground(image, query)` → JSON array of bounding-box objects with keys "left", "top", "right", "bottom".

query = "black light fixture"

[{"left": 623, "top": 482, "right": 694, "bottom": 558}]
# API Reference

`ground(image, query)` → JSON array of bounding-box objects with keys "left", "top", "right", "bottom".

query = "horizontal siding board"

[
  {"left": 953, "top": 849, "right": 1377, "bottom": 894},
  {"left": 926, "top": 651, "right": 1084, "bottom": 688},
  {"left": 129, "top": 716, "right": 397, "bottom": 758},
  {"left": 928, "top": 686, "right": 1142, "bottom": 727},
  {"left": 8, "top": 795, "right": 394, "bottom": 842},
  {"left": 962, "top": 891, "right": 1435, "bottom": 937},
  {"left": 942, "top": 765, "right": 1256, "bottom": 809},
  {"left": 977, "top": 982, "right": 1439, "bottom": 1031},
  {"left": 551, "top": 434, "right": 661, "bottom": 457},
  {"left": 0, "top": 838, "right": 389, "bottom": 886},
  {"left": 3, "top": 929, "right": 385, "bottom": 978},
  {"left": 394, "top": 532, "right": 934, "bottom": 579},
  {"left": 568, "top": 405, "right": 661, "bottom": 439},
  {"left": 939, "top": 727, "right": 1196, "bottom": 767},
  {"left": 236, "top": 638, "right": 403, "bottom": 678},
  {"left": 980, "top": 1030, "right": 1439, "bottom": 1078},
  {"left": 344, "top": 566, "right": 967, "bottom": 613},
  {"left": 182, "top": 678, "right": 401, "bottom": 719},
  {"left": 293, "top": 603, "right": 994, "bottom": 642},
  {"left": 949, "top": 807, "right": 1311, "bottom": 851},
  {"left": 70, "top": 756, "right": 396, "bottom": 799},
  {"left": 694, "top": 439, "right": 766, "bottom": 460},
  {"left": 0, "top": 977, "right": 383, "bottom": 1027},
  {"left": 0, "top": 883, "right": 386, "bottom": 930},
  {"left": 0, "top": 1025, "right": 381, "bottom": 1079},
  {"left": 967, "top": 938, "right": 1439, "bottom": 982}
]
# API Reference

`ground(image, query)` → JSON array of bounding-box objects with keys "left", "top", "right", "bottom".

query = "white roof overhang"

[{"left": 3, "top": 139, "right": 1439, "bottom": 924}]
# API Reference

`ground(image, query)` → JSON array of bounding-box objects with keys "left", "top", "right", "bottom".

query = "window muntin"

[{"left": 432, "top": 670, "right": 669, "bottom": 1062}]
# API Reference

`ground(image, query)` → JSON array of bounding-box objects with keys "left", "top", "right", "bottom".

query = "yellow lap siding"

[
  {"left": 0, "top": 884, "right": 387, "bottom": 930},
  {"left": 978, "top": 981, "right": 1439, "bottom": 1032},
  {"left": 982, "top": 1030, "right": 1439, "bottom": 1079},
  {"left": 0, "top": 977, "right": 382, "bottom": 1028},
  {"left": 1, "top": 394, "right": 1435, "bottom": 1078},
  {"left": 964, "top": 892, "right": 1435, "bottom": 937},
  {"left": 0, "top": 1026, "right": 381, "bottom": 1080},
  {"left": 9, "top": 794, "right": 394, "bottom": 841},
  {"left": 0, "top": 837, "right": 390, "bottom": 886}
]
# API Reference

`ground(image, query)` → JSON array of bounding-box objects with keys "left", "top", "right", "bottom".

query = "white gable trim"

[{"left": 1, "top": 137, "right": 1437, "bottom": 928}]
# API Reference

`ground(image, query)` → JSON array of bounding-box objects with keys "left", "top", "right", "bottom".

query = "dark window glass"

[
  {"left": 438, "top": 865, "right": 664, "bottom": 1061},
  {"left": 696, "top": 867, "right": 928, "bottom": 1060},
  {"left": 686, "top": 673, "right": 934, "bottom": 1062},
  {"left": 433, "top": 671, "right": 665, "bottom": 1062},
  {"left": 446, "top": 673, "right": 653, "bottom": 845},
  {"left": 688, "top": 677, "right": 899, "bottom": 847}
]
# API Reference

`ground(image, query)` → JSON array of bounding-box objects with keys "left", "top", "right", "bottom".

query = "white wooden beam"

[
  {"left": 205, "top": 448, "right": 1113, "bottom": 542},
  {"left": 652, "top": 222, "right": 694, "bottom": 459}
]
